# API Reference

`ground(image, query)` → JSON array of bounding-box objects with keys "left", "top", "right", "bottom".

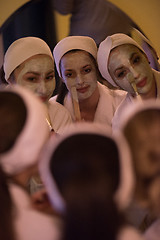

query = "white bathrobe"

[
  {"left": 48, "top": 101, "right": 73, "bottom": 134},
  {"left": 50, "top": 82, "right": 126, "bottom": 132}
]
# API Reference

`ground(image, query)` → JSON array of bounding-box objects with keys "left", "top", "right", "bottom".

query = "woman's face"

[
  {"left": 60, "top": 51, "right": 98, "bottom": 101},
  {"left": 13, "top": 55, "right": 55, "bottom": 103},
  {"left": 132, "top": 121, "right": 160, "bottom": 179},
  {"left": 108, "top": 44, "right": 154, "bottom": 96}
]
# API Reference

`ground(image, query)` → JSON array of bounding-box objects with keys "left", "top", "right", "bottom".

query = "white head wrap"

[
  {"left": 119, "top": 99, "right": 160, "bottom": 131},
  {"left": 4, "top": 37, "right": 54, "bottom": 81},
  {"left": 97, "top": 33, "right": 146, "bottom": 87},
  {"left": 0, "top": 85, "right": 50, "bottom": 175},
  {"left": 53, "top": 36, "right": 97, "bottom": 77},
  {"left": 39, "top": 122, "right": 135, "bottom": 213}
]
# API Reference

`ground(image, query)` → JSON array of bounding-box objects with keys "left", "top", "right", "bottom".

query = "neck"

[{"left": 79, "top": 87, "right": 100, "bottom": 121}]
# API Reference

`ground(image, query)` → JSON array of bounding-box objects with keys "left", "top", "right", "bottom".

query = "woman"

[
  {"left": 0, "top": 85, "right": 61, "bottom": 240},
  {"left": 3, "top": 36, "right": 72, "bottom": 134},
  {"left": 51, "top": 35, "right": 126, "bottom": 130},
  {"left": 97, "top": 33, "right": 160, "bottom": 131},
  {"left": 119, "top": 99, "right": 160, "bottom": 232},
  {"left": 39, "top": 122, "right": 143, "bottom": 240}
]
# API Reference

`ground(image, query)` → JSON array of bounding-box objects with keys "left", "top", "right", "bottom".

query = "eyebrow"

[
  {"left": 64, "top": 64, "right": 91, "bottom": 71},
  {"left": 24, "top": 70, "right": 54, "bottom": 75},
  {"left": 83, "top": 64, "right": 91, "bottom": 68}
]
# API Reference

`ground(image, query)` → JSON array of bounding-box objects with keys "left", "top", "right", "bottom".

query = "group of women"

[{"left": 0, "top": 29, "right": 160, "bottom": 240}]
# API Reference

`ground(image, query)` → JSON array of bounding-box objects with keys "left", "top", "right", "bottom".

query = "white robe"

[
  {"left": 48, "top": 101, "right": 73, "bottom": 134},
  {"left": 50, "top": 82, "right": 126, "bottom": 132}
]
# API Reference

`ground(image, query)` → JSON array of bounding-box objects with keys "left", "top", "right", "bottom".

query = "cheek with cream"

[{"left": 15, "top": 56, "right": 55, "bottom": 102}]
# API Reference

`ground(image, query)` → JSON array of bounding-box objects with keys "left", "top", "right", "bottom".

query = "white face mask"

[
  {"left": 60, "top": 51, "right": 98, "bottom": 101},
  {"left": 108, "top": 44, "right": 154, "bottom": 96},
  {"left": 13, "top": 55, "right": 55, "bottom": 103}
]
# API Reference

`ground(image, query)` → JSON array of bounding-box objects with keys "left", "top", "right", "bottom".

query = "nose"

[
  {"left": 129, "top": 67, "right": 140, "bottom": 79},
  {"left": 38, "top": 80, "right": 47, "bottom": 94},
  {"left": 76, "top": 74, "right": 84, "bottom": 85}
]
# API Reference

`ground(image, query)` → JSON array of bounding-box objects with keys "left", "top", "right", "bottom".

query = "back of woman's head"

[
  {"left": 50, "top": 134, "right": 120, "bottom": 196},
  {"left": 0, "top": 91, "right": 26, "bottom": 153},
  {"left": 49, "top": 133, "right": 123, "bottom": 240}
]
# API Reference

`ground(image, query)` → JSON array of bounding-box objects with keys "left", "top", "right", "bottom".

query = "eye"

[
  {"left": 46, "top": 74, "right": 54, "bottom": 81},
  {"left": 84, "top": 67, "right": 91, "bottom": 73},
  {"left": 66, "top": 73, "right": 72, "bottom": 77},
  {"left": 63, "top": 71, "right": 73, "bottom": 78},
  {"left": 26, "top": 77, "right": 37, "bottom": 82},
  {"left": 116, "top": 70, "right": 126, "bottom": 79},
  {"left": 133, "top": 55, "right": 140, "bottom": 64}
]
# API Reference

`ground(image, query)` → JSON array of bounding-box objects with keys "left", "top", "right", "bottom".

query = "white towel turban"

[
  {"left": 53, "top": 36, "right": 97, "bottom": 77},
  {"left": 4, "top": 37, "right": 53, "bottom": 81}
]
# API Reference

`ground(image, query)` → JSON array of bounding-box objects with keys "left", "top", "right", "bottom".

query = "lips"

[
  {"left": 136, "top": 78, "right": 147, "bottom": 88},
  {"left": 39, "top": 95, "right": 48, "bottom": 102},
  {"left": 77, "top": 86, "right": 89, "bottom": 93}
]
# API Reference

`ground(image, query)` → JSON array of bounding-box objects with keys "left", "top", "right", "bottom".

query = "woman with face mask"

[
  {"left": 3, "top": 36, "right": 72, "bottom": 134},
  {"left": 50, "top": 36, "right": 126, "bottom": 131},
  {"left": 118, "top": 99, "right": 160, "bottom": 234},
  {"left": 97, "top": 33, "right": 160, "bottom": 132}
]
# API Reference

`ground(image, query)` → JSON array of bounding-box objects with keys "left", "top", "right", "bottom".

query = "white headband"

[
  {"left": 97, "top": 33, "right": 146, "bottom": 87},
  {"left": 4, "top": 37, "right": 53, "bottom": 81},
  {"left": 0, "top": 85, "right": 49, "bottom": 175},
  {"left": 39, "top": 122, "right": 135, "bottom": 213},
  {"left": 53, "top": 36, "right": 97, "bottom": 77},
  {"left": 119, "top": 99, "right": 160, "bottom": 131}
]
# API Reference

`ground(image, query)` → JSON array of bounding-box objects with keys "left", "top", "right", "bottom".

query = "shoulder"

[
  {"left": 49, "top": 96, "right": 71, "bottom": 117},
  {"left": 112, "top": 94, "right": 132, "bottom": 132},
  {"left": 98, "top": 82, "right": 126, "bottom": 101},
  {"left": 48, "top": 98, "right": 73, "bottom": 134},
  {"left": 111, "top": 88, "right": 127, "bottom": 104}
]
